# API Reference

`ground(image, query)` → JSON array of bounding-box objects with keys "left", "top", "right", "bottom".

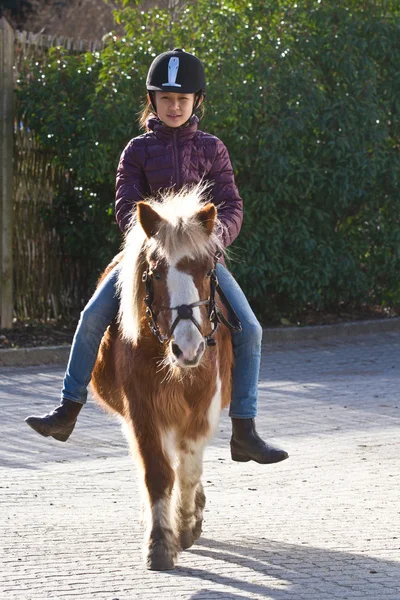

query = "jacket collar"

[{"left": 147, "top": 115, "right": 199, "bottom": 143}]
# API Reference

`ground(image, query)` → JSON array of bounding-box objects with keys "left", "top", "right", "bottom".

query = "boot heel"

[
  {"left": 231, "top": 453, "right": 251, "bottom": 462},
  {"left": 51, "top": 424, "right": 75, "bottom": 442}
]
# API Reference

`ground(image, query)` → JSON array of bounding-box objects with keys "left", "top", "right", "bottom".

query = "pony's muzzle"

[{"left": 171, "top": 339, "right": 205, "bottom": 367}]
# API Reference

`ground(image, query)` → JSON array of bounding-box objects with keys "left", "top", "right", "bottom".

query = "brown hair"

[
  {"left": 138, "top": 94, "right": 205, "bottom": 131},
  {"left": 138, "top": 98, "right": 155, "bottom": 131}
]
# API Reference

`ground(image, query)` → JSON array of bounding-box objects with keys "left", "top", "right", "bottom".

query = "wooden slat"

[{"left": 0, "top": 17, "right": 15, "bottom": 328}]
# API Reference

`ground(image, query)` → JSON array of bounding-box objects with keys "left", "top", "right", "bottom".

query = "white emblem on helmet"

[{"left": 163, "top": 57, "right": 181, "bottom": 87}]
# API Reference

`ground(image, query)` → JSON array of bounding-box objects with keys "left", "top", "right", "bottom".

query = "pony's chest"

[
  {"left": 149, "top": 363, "right": 221, "bottom": 436},
  {"left": 182, "top": 367, "right": 222, "bottom": 437}
]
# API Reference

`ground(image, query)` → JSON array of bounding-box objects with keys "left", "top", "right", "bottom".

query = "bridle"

[{"left": 142, "top": 251, "right": 242, "bottom": 347}]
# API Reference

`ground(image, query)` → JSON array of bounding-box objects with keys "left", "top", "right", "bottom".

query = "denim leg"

[
  {"left": 61, "top": 265, "right": 120, "bottom": 404},
  {"left": 216, "top": 264, "right": 263, "bottom": 419}
]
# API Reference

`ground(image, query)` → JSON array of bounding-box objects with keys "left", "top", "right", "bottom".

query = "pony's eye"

[{"left": 153, "top": 271, "right": 161, "bottom": 281}]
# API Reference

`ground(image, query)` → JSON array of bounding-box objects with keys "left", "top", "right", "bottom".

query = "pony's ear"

[
  {"left": 137, "top": 202, "right": 166, "bottom": 238},
  {"left": 197, "top": 203, "right": 217, "bottom": 236}
]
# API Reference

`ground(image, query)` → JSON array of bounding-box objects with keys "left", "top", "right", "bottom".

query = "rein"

[{"left": 142, "top": 252, "right": 242, "bottom": 347}]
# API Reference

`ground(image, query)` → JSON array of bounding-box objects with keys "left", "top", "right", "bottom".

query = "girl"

[{"left": 25, "top": 49, "right": 288, "bottom": 465}]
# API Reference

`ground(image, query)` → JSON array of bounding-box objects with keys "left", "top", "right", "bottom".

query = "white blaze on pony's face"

[
  {"left": 166, "top": 264, "right": 205, "bottom": 367},
  {"left": 135, "top": 189, "right": 219, "bottom": 369}
]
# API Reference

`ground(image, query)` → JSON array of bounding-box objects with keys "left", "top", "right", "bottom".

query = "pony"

[{"left": 91, "top": 185, "right": 234, "bottom": 571}]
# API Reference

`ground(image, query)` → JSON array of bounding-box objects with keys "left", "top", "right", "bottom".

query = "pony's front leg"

[
  {"left": 177, "top": 440, "right": 206, "bottom": 550},
  {"left": 137, "top": 437, "right": 179, "bottom": 570}
]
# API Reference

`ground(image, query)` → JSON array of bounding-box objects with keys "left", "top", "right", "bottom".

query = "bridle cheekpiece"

[{"left": 142, "top": 251, "right": 242, "bottom": 347}]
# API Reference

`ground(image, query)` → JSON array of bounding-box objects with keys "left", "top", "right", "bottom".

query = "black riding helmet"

[{"left": 146, "top": 48, "right": 206, "bottom": 114}]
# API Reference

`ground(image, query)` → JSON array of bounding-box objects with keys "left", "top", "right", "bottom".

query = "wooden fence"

[
  {"left": 0, "top": 17, "right": 14, "bottom": 328},
  {"left": 12, "top": 124, "right": 95, "bottom": 321},
  {"left": 0, "top": 17, "right": 104, "bottom": 325},
  {"left": 15, "top": 29, "right": 105, "bottom": 53}
]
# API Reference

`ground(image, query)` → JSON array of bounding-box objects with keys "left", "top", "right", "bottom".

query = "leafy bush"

[{"left": 16, "top": 0, "right": 400, "bottom": 321}]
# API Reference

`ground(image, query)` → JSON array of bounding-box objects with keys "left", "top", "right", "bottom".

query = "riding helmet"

[{"left": 146, "top": 48, "right": 206, "bottom": 95}]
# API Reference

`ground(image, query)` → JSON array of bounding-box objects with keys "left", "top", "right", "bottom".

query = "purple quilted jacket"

[{"left": 115, "top": 115, "right": 243, "bottom": 248}]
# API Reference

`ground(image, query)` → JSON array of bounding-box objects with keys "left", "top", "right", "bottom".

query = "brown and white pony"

[{"left": 91, "top": 186, "right": 233, "bottom": 571}]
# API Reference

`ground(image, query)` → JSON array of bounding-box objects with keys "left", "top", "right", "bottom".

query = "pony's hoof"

[
  {"left": 146, "top": 544, "right": 176, "bottom": 571},
  {"left": 192, "top": 518, "right": 203, "bottom": 542},
  {"left": 180, "top": 529, "right": 195, "bottom": 550}
]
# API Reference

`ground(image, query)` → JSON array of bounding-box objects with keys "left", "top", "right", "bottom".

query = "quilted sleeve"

[
  {"left": 115, "top": 141, "right": 149, "bottom": 234},
  {"left": 207, "top": 139, "right": 243, "bottom": 248}
]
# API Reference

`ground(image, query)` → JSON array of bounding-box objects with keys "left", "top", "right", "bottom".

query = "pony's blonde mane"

[{"left": 117, "top": 183, "right": 223, "bottom": 344}]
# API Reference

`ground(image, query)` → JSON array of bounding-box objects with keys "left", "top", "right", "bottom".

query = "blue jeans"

[{"left": 62, "top": 263, "right": 262, "bottom": 419}]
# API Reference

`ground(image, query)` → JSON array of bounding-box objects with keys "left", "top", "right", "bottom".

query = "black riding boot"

[
  {"left": 25, "top": 399, "right": 83, "bottom": 442},
  {"left": 230, "top": 418, "right": 289, "bottom": 464}
]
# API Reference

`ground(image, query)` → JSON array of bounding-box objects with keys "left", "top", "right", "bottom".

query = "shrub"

[{"left": 16, "top": 0, "right": 400, "bottom": 321}]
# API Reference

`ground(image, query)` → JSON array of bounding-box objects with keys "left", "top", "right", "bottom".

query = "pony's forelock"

[{"left": 117, "top": 183, "right": 223, "bottom": 344}]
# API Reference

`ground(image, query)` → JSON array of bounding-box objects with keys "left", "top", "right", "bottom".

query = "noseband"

[{"left": 142, "top": 252, "right": 242, "bottom": 347}]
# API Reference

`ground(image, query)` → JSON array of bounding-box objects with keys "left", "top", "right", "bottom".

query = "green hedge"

[{"left": 17, "top": 0, "right": 400, "bottom": 321}]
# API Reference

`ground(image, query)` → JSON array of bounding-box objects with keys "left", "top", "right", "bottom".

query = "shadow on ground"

[{"left": 178, "top": 536, "right": 400, "bottom": 599}]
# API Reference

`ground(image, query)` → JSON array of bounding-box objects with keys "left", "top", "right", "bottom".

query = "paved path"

[{"left": 1, "top": 333, "right": 399, "bottom": 599}]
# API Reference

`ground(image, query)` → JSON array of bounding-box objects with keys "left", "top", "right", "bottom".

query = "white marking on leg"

[
  {"left": 177, "top": 440, "right": 205, "bottom": 533},
  {"left": 207, "top": 366, "right": 222, "bottom": 439},
  {"left": 150, "top": 498, "right": 175, "bottom": 533},
  {"left": 143, "top": 434, "right": 178, "bottom": 562},
  {"left": 178, "top": 364, "right": 222, "bottom": 533},
  {"left": 144, "top": 497, "right": 177, "bottom": 565},
  {"left": 161, "top": 428, "right": 178, "bottom": 470}
]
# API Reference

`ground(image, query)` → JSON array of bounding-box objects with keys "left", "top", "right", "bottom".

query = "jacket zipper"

[{"left": 172, "top": 130, "right": 181, "bottom": 189}]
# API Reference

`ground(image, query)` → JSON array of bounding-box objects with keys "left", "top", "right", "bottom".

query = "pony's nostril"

[
  {"left": 172, "top": 343, "right": 183, "bottom": 358},
  {"left": 197, "top": 341, "right": 205, "bottom": 356}
]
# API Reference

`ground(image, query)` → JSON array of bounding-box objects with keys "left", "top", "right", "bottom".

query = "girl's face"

[{"left": 154, "top": 91, "right": 201, "bottom": 128}]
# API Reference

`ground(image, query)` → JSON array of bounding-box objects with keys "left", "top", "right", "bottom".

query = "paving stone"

[{"left": 0, "top": 332, "right": 399, "bottom": 599}]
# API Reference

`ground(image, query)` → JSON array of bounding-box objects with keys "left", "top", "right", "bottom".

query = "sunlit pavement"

[{"left": 1, "top": 332, "right": 399, "bottom": 599}]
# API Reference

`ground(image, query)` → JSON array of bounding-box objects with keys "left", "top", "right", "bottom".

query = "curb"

[
  {"left": 1, "top": 318, "right": 400, "bottom": 368},
  {"left": 0, "top": 345, "right": 71, "bottom": 368},
  {"left": 261, "top": 316, "right": 400, "bottom": 343}
]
